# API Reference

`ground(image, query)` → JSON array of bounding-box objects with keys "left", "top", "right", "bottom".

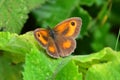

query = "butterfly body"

[
  {"left": 34, "top": 17, "right": 82, "bottom": 58},
  {"left": 49, "top": 28, "right": 56, "bottom": 39}
]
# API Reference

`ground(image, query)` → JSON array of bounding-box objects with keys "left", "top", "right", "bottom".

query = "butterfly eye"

[{"left": 70, "top": 21, "right": 75, "bottom": 26}]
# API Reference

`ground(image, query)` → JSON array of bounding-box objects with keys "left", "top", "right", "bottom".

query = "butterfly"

[{"left": 34, "top": 17, "right": 82, "bottom": 58}]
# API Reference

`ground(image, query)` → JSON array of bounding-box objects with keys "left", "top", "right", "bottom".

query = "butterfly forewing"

[
  {"left": 54, "top": 17, "right": 82, "bottom": 38},
  {"left": 34, "top": 28, "right": 49, "bottom": 47}
]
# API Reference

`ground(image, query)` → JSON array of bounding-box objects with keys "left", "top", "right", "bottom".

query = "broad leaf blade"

[
  {"left": 0, "top": 0, "right": 29, "bottom": 33},
  {"left": 0, "top": 0, "right": 46, "bottom": 33},
  {"left": 23, "top": 49, "right": 82, "bottom": 80}
]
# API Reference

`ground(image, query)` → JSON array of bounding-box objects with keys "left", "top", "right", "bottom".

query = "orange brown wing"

[
  {"left": 55, "top": 35, "right": 76, "bottom": 57},
  {"left": 34, "top": 28, "right": 49, "bottom": 47},
  {"left": 46, "top": 37, "right": 60, "bottom": 58},
  {"left": 54, "top": 17, "right": 82, "bottom": 38}
]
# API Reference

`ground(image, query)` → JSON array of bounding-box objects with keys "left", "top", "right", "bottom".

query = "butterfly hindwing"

[
  {"left": 55, "top": 35, "right": 76, "bottom": 57},
  {"left": 47, "top": 37, "right": 60, "bottom": 58}
]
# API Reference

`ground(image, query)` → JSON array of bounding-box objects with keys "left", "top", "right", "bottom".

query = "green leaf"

[
  {"left": 54, "top": 60, "right": 82, "bottom": 80},
  {"left": 0, "top": 0, "right": 46, "bottom": 33},
  {"left": 0, "top": 31, "right": 38, "bottom": 64},
  {"left": 0, "top": 31, "right": 37, "bottom": 80},
  {"left": 0, "top": 51, "right": 23, "bottom": 80},
  {"left": 23, "top": 49, "right": 82, "bottom": 80},
  {"left": 86, "top": 61, "right": 120, "bottom": 80},
  {"left": 74, "top": 47, "right": 120, "bottom": 80},
  {"left": 0, "top": 0, "right": 29, "bottom": 33}
]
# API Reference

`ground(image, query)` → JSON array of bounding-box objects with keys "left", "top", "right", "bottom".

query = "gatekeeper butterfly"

[{"left": 34, "top": 17, "right": 82, "bottom": 58}]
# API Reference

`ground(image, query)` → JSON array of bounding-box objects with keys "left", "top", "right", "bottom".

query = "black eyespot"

[
  {"left": 71, "top": 21, "right": 75, "bottom": 26},
  {"left": 37, "top": 33, "right": 40, "bottom": 37}
]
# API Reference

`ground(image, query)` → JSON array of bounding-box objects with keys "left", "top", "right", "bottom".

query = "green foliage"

[
  {"left": 0, "top": 0, "right": 120, "bottom": 80},
  {"left": 0, "top": 0, "right": 45, "bottom": 33}
]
